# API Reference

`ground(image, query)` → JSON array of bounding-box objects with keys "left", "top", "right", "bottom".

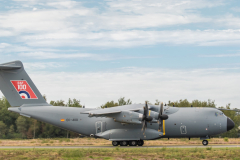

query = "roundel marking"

[{"left": 19, "top": 91, "right": 30, "bottom": 99}]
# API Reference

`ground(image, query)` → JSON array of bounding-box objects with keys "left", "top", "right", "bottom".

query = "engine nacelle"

[{"left": 113, "top": 111, "right": 143, "bottom": 124}]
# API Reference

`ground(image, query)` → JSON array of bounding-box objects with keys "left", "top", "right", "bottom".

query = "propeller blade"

[
  {"left": 142, "top": 101, "right": 151, "bottom": 135},
  {"left": 142, "top": 120, "right": 147, "bottom": 135},
  {"left": 143, "top": 103, "right": 147, "bottom": 116},
  {"left": 159, "top": 123, "right": 162, "bottom": 131},
  {"left": 160, "top": 102, "right": 163, "bottom": 115},
  {"left": 158, "top": 102, "right": 163, "bottom": 119},
  {"left": 144, "top": 101, "right": 148, "bottom": 116},
  {"left": 158, "top": 102, "right": 163, "bottom": 131},
  {"left": 142, "top": 120, "right": 146, "bottom": 131},
  {"left": 158, "top": 119, "right": 161, "bottom": 131},
  {"left": 143, "top": 121, "right": 147, "bottom": 134}
]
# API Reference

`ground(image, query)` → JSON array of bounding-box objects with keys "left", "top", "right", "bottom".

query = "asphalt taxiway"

[{"left": 0, "top": 145, "right": 239, "bottom": 149}]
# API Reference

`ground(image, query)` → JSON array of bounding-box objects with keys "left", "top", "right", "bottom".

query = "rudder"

[{"left": 0, "top": 60, "right": 48, "bottom": 107}]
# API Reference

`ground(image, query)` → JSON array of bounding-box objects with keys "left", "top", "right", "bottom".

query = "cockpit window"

[{"left": 215, "top": 112, "right": 224, "bottom": 117}]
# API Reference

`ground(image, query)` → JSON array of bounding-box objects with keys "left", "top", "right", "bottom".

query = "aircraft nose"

[{"left": 227, "top": 117, "right": 235, "bottom": 131}]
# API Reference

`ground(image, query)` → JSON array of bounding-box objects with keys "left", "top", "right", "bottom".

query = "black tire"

[
  {"left": 120, "top": 141, "right": 128, "bottom": 146},
  {"left": 202, "top": 140, "right": 208, "bottom": 146},
  {"left": 112, "top": 141, "right": 119, "bottom": 146},
  {"left": 138, "top": 140, "right": 144, "bottom": 146},
  {"left": 129, "top": 140, "right": 137, "bottom": 146}
]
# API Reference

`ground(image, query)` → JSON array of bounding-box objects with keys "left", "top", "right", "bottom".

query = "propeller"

[
  {"left": 158, "top": 102, "right": 168, "bottom": 131},
  {"left": 141, "top": 101, "right": 153, "bottom": 134}
]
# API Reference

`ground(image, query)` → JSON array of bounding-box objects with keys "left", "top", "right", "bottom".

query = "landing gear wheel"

[
  {"left": 112, "top": 141, "right": 119, "bottom": 146},
  {"left": 137, "top": 140, "right": 144, "bottom": 146},
  {"left": 129, "top": 140, "right": 137, "bottom": 146},
  {"left": 202, "top": 140, "right": 208, "bottom": 146},
  {"left": 120, "top": 141, "right": 128, "bottom": 146}
]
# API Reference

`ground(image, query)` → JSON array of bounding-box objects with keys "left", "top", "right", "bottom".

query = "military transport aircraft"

[{"left": 0, "top": 61, "right": 235, "bottom": 146}]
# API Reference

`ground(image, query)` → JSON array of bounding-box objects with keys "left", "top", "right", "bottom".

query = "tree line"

[{"left": 0, "top": 96, "right": 239, "bottom": 139}]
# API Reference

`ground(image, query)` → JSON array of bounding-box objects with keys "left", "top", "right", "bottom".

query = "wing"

[
  {"left": 81, "top": 104, "right": 143, "bottom": 124},
  {"left": 217, "top": 108, "right": 240, "bottom": 112},
  {"left": 81, "top": 108, "right": 140, "bottom": 116},
  {"left": 80, "top": 104, "right": 142, "bottom": 116}
]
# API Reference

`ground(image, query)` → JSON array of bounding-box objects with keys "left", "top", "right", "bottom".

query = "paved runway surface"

[{"left": 0, "top": 145, "right": 239, "bottom": 149}]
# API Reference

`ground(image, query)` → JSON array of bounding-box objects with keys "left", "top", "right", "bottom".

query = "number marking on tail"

[{"left": 11, "top": 80, "right": 38, "bottom": 99}]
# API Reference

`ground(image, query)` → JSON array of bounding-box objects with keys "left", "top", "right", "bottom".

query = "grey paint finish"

[
  {"left": 165, "top": 107, "right": 227, "bottom": 138},
  {"left": 8, "top": 105, "right": 228, "bottom": 140},
  {"left": 0, "top": 61, "right": 48, "bottom": 107},
  {"left": 0, "top": 60, "right": 234, "bottom": 142}
]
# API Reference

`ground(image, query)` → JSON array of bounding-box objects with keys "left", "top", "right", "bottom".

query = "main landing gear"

[
  {"left": 202, "top": 140, "right": 208, "bottom": 146},
  {"left": 112, "top": 140, "right": 144, "bottom": 147}
]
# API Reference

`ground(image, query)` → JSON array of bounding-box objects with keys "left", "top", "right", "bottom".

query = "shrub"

[
  {"left": 41, "top": 139, "right": 48, "bottom": 143},
  {"left": 200, "top": 154, "right": 205, "bottom": 159},
  {"left": 224, "top": 137, "right": 228, "bottom": 142},
  {"left": 206, "top": 147, "right": 212, "bottom": 150},
  {"left": 193, "top": 147, "right": 198, "bottom": 152},
  {"left": 65, "top": 138, "right": 70, "bottom": 142}
]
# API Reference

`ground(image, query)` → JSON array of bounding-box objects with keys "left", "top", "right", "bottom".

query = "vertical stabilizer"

[{"left": 0, "top": 61, "right": 48, "bottom": 107}]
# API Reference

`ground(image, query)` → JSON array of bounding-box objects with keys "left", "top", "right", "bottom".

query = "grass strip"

[{"left": 0, "top": 147, "right": 239, "bottom": 159}]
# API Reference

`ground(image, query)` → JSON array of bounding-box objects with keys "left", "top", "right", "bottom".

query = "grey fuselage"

[
  {"left": 8, "top": 104, "right": 230, "bottom": 140},
  {"left": 1, "top": 61, "right": 233, "bottom": 141}
]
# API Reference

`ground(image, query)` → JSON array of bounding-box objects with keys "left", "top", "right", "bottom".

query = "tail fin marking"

[
  {"left": 0, "top": 61, "right": 48, "bottom": 107},
  {"left": 11, "top": 80, "right": 38, "bottom": 99}
]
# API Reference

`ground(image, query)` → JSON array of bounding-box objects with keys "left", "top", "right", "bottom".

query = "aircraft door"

[
  {"left": 95, "top": 121, "right": 106, "bottom": 134},
  {"left": 96, "top": 121, "right": 102, "bottom": 134},
  {"left": 102, "top": 121, "right": 106, "bottom": 132}
]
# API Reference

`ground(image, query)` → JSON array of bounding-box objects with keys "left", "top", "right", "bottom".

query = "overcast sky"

[{"left": 0, "top": 0, "right": 240, "bottom": 108}]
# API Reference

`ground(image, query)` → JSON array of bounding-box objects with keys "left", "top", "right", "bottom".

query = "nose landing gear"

[{"left": 202, "top": 140, "right": 208, "bottom": 146}]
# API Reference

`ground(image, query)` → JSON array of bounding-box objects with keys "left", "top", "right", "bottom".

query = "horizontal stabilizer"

[{"left": 0, "top": 61, "right": 22, "bottom": 70}]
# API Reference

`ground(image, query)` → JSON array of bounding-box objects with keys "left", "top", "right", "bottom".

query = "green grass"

[
  {"left": 41, "top": 139, "right": 49, "bottom": 143},
  {"left": 0, "top": 148, "right": 239, "bottom": 159},
  {"left": 63, "top": 149, "right": 84, "bottom": 158},
  {"left": 224, "top": 137, "right": 229, "bottom": 142}
]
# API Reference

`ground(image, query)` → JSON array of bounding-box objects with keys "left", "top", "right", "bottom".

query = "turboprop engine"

[{"left": 113, "top": 111, "right": 143, "bottom": 124}]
